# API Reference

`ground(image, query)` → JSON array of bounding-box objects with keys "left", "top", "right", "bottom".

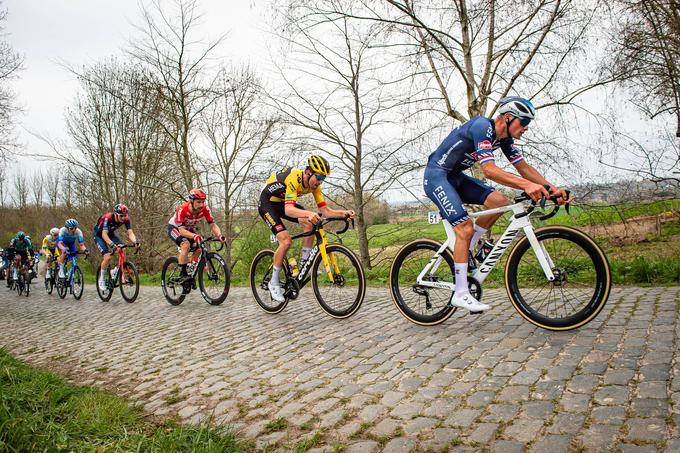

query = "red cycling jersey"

[{"left": 168, "top": 202, "right": 214, "bottom": 231}]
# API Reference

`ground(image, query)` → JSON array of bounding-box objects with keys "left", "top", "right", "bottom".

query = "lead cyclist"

[{"left": 423, "top": 96, "right": 573, "bottom": 312}]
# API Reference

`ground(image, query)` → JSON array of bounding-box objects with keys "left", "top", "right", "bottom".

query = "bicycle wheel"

[
  {"left": 312, "top": 244, "right": 365, "bottom": 318},
  {"left": 198, "top": 252, "right": 230, "bottom": 306},
  {"left": 250, "top": 249, "right": 288, "bottom": 314},
  {"left": 72, "top": 266, "right": 84, "bottom": 300},
  {"left": 24, "top": 271, "right": 30, "bottom": 297},
  {"left": 389, "top": 239, "right": 458, "bottom": 326},
  {"left": 161, "top": 257, "right": 185, "bottom": 306},
  {"left": 16, "top": 273, "right": 23, "bottom": 296},
  {"left": 505, "top": 225, "right": 611, "bottom": 331},
  {"left": 97, "top": 267, "right": 113, "bottom": 302},
  {"left": 119, "top": 262, "right": 140, "bottom": 303},
  {"left": 57, "top": 274, "right": 67, "bottom": 299}
]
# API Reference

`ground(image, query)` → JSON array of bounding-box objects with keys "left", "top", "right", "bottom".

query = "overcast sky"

[
  {"left": 2, "top": 0, "right": 675, "bottom": 198},
  {"left": 4, "top": 0, "right": 269, "bottom": 168}
]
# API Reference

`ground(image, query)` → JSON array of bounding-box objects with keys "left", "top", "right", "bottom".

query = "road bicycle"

[
  {"left": 390, "top": 191, "right": 611, "bottom": 331},
  {"left": 44, "top": 256, "right": 58, "bottom": 294},
  {"left": 96, "top": 244, "right": 140, "bottom": 303},
  {"left": 12, "top": 260, "right": 32, "bottom": 297},
  {"left": 56, "top": 251, "right": 88, "bottom": 300},
  {"left": 250, "top": 217, "right": 365, "bottom": 318},
  {"left": 161, "top": 237, "right": 230, "bottom": 306}
]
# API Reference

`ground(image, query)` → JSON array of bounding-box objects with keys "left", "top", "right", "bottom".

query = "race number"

[
  {"left": 428, "top": 211, "right": 442, "bottom": 224},
  {"left": 270, "top": 234, "right": 278, "bottom": 243}
]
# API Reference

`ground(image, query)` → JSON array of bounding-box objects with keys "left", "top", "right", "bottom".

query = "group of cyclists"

[{"left": 1, "top": 96, "right": 572, "bottom": 312}]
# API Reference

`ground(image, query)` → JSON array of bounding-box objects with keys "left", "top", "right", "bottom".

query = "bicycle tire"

[
  {"left": 312, "top": 244, "right": 365, "bottom": 319},
  {"left": 161, "top": 256, "right": 185, "bottom": 306},
  {"left": 97, "top": 267, "right": 113, "bottom": 302},
  {"left": 250, "top": 249, "right": 288, "bottom": 314},
  {"left": 72, "top": 266, "right": 84, "bottom": 300},
  {"left": 24, "top": 270, "right": 30, "bottom": 297},
  {"left": 198, "top": 252, "right": 230, "bottom": 306},
  {"left": 119, "top": 262, "right": 140, "bottom": 303},
  {"left": 389, "top": 239, "right": 458, "bottom": 326},
  {"left": 57, "top": 276, "right": 67, "bottom": 299},
  {"left": 505, "top": 225, "right": 611, "bottom": 331},
  {"left": 16, "top": 272, "right": 23, "bottom": 296}
]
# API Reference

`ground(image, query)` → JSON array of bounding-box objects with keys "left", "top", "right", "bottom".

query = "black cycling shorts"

[
  {"left": 258, "top": 194, "right": 304, "bottom": 235},
  {"left": 167, "top": 224, "right": 197, "bottom": 247}
]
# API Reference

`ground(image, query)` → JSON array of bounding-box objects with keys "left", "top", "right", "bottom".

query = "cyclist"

[
  {"left": 0, "top": 247, "right": 7, "bottom": 283},
  {"left": 167, "top": 188, "right": 226, "bottom": 284},
  {"left": 259, "top": 155, "right": 355, "bottom": 302},
  {"left": 6, "top": 231, "right": 34, "bottom": 284},
  {"left": 94, "top": 204, "right": 139, "bottom": 290},
  {"left": 56, "top": 219, "right": 89, "bottom": 280},
  {"left": 41, "top": 228, "right": 61, "bottom": 281},
  {"left": 424, "top": 96, "right": 572, "bottom": 312}
]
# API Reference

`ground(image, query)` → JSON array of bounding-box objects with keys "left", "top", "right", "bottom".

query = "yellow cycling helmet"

[{"left": 307, "top": 155, "right": 331, "bottom": 176}]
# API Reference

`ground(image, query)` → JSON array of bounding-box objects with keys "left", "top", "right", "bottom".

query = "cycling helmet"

[
  {"left": 188, "top": 188, "right": 207, "bottom": 201},
  {"left": 65, "top": 219, "right": 79, "bottom": 228},
  {"left": 50, "top": 227, "right": 59, "bottom": 236},
  {"left": 307, "top": 155, "right": 331, "bottom": 176},
  {"left": 16, "top": 231, "right": 26, "bottom": 240},
  {"left": 113, "top": 203, "right": 129, "bottom": 216},
  {"left": 498, "top": 96, "right": 536, "bottom": 124}
]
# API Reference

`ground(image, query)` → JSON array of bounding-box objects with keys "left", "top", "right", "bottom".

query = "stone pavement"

[{"left": 1, "top": 285, "right": 679, "bottom": 452}]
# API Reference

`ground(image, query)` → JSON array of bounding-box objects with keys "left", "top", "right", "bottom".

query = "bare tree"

[
  {"left": 45, "top": 171, "right": 60, "bottom": 209},
  {"left": 0, "top": 3, "right": 23, "bottom": 158},
  {"left": 12, "top": 170, "right": 27, "bottom": 209},
  {"left": 127, "top": 0, "right": 225, "bottom": 192},
  {"left": 0, "top": 162, "right": 6, "bottom": 207},
  {"left": 200, "top": 66, "right": 280, "bottom": 267},
  {"left": 30, "top": 170, "right": 44, "bottom": 207},
  {"left": 269, "top": 1, "right": 432, "bottom": 268},
  {"left": 604, "top": 0, "right": 680, "bottom": 137}
]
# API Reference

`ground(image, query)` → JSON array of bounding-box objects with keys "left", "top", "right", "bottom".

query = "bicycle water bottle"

[
  {"left": 288, "top": 256, "right": 299, "bottom": 277},
  {"left": 475, "top": 239, "right": 494, "bottom": 263}
]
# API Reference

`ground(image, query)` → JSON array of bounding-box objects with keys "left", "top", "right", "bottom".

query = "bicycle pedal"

[{"left": 469, "top": 310, "right": 483, "bottom": 315}]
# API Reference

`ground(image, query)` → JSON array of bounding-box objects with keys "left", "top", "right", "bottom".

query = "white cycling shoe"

[
  {"left": 450, "top": 292, "right": 490, "bottom": 312},
  {"left": 98, "top": 279, "right": 107, "bottom": 291},
  {"left": 268, "top": 281, "right": 285, "bottom": 302}
]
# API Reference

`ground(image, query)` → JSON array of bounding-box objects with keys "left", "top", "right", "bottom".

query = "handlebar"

[
  {"left": 199, "top": 236, "right": 225, "bottom": 252},
  {"left": 514, "top": 186, "right": 571, "bottom": 220},
  {"left": 296, "top": 216, "right": 353, "bottom": 238},
  {"left": 110, "top": 243, "right": 141, "bottom": 255}
]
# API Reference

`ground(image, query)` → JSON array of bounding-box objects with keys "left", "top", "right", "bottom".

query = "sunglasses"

[
  {"left": 314, "top": 174, "right": 326, "bottom": 182},
  {"left": 518, "top": 117, "right": 531, "bottom": 127},
  {"left": 67, "top": 227, "right": 76, "bottom": 231}
]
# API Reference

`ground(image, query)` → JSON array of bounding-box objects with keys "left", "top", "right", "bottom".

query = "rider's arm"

[
  {"left": 209, "top": 222, "right": 222, "bottom": 239},
  {"left": 513, "top": 161, "right": 554, "bottom": 190},
  {"left": 101, "top": 229, "right": 112, "bottom": 245},
  {"left": 481, "top": 161, "right": 548, "bottom": 200},
  {"left": 127, "top": 229, "right": 138, "bottom": 244}
]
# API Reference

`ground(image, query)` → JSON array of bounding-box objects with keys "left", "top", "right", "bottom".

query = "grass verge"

[{"left": 0, "top": 349, "right": 252, "bottom": 452}]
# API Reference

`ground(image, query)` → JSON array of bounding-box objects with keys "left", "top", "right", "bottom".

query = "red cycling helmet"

[
  {"left": 189, "top": 188, "right": 207, "bottom": 201},
  {"left": 113, "top": 203, "right": 129, "bottom": 216}
]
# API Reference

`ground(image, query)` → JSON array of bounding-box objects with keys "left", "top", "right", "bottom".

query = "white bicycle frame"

[{"left": 418, "top": 201, "right": 556, "bottom": 290}]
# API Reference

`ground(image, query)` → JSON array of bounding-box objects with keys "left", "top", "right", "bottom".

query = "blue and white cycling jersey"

[
  {"left": 427, "top": 116, "right": 524, "bottom": 173},
  {"left": 57, "top": 227, "right": 84, "bottom": 245},
  {"left": 423, "top": 116, "right": 526, "bottom": 226}
]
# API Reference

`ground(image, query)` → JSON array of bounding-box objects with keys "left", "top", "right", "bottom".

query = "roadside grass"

[{"left": 0, "top": 349, "right": 252, "bottom": 452}]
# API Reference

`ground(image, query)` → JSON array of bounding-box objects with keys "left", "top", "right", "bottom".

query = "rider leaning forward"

[
  {"left": 424, "top": 96, "right": 573, "bottom": 312},
  {"left": 258, "top": 155, "right": 355, "bottom": 303}
]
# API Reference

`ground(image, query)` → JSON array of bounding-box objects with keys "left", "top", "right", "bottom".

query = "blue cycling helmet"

[
  {"left": 16, "top": 231, "right": 26, "bottom": 240},
  {"left": 65, "top": 219, "right": 78, "bottom": 228},
  {"left": 498, "top": 96, "right": 536, "bottom": 125}
]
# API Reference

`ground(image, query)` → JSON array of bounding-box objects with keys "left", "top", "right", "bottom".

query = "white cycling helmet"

[
  {"left": 50, "top": 227, "right": 59, "bottom": 236},
  {"left": 498, "top": 96, "right": 536, "bottom": 125}
]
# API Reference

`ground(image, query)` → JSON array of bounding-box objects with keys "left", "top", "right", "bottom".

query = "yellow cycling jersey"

[
  {"left": 42, "top": 234, "right": 59, "bottom": 256},
  {"left": 263, "top": 167, "right": 327, "bottom": 208}
]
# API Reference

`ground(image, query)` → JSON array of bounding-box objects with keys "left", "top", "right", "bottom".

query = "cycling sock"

[
  {"left": 301, "top": 247, "right": 312, "bottom": 261},
  {"left": 470, "top": 224, "right": 488, "bottom": 251},
  {"left": 454, "top": 262, "right": 469, "bottom": 295},
  {"left": 271, "top": 266, "right": 281, "bottom": 285}
]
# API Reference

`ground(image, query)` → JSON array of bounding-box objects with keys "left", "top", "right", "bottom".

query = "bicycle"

[
  {"left": 56, "top": 251, "right": 88, "bottom": 300},
  {"left": 44, "top": 257, "right": 58, "bottom": 294},
  {"left": 250, "top": 216, "right": 365, "bottom": 318},
  {"left": 390, "top": 191, "right": 611, "bottom": 331},
  {"left": 96, "top": 244, "right": 140, "bottom": 303},
  {"left": 161, "top": 237, "right": 230, "bottom": 306},
  {"left": 13, "top": 260, "right": 32, "bottom": 297}
]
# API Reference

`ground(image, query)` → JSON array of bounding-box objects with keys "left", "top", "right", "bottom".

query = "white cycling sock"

[
  {"left": 454, "top": 262, "right": 468, "bottom": 295},
  {"left": 470, "top": 224, "right": 488, "bottom": 251},
  {"left": 301, "top": 247, "right": 312, "bottom": 261},
  {"left": 271, "top": 266, "right": 281, "bottom": 285}
]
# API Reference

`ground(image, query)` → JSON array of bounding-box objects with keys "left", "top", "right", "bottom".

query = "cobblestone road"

[{"left": 1, "top": 285, "right": 679, "bottom": 452}]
